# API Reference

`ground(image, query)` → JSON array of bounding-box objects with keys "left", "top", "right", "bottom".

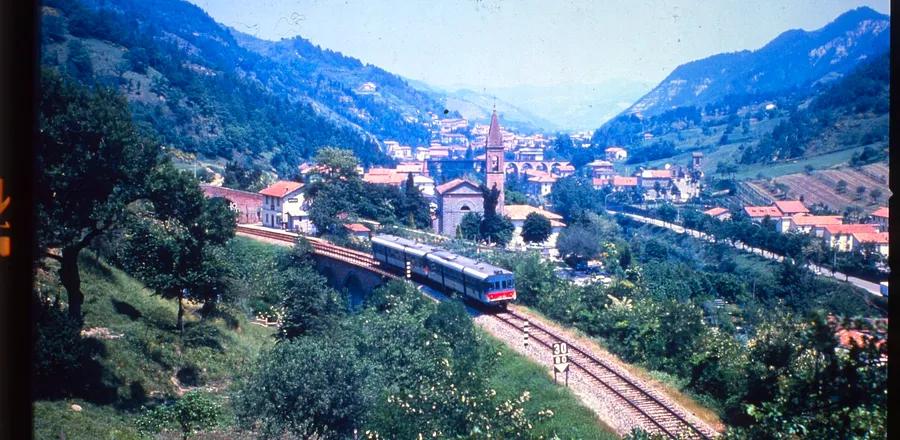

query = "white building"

[{"left": 259, "top": 180, "right": 313, "bottom": 233}]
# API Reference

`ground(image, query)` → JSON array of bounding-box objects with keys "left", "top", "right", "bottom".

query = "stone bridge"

[
  {"left": 505, "top": 161, "right": 571, "bottom": 176},
  {"left": 310, "top": 253, "right": 393, "bottom": 296}
]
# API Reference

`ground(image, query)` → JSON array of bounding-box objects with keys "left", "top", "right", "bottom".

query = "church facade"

[{"left": 433, "top": 109, "right": 506, "bottom": 236}]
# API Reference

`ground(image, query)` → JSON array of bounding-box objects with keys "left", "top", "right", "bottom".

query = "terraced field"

[{"left": 749, "top": 163, "right": 889, "bottom": 212}]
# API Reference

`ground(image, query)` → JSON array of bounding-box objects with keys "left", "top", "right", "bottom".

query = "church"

[{"left": 433, "top": 109, "right": 505, "bottom": 236}]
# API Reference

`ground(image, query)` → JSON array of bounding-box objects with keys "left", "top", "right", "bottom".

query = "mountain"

[
  {"left": 40, "top": 0, "right": 445, "bottom": 176},
  {"left": 625, "top": 7, "right": 889, "bottom": 117},
  {"left": 433, "top": 87, "right": 559, "bottom": 133},
  {"left": 487, "top": 81, "right": 653, "bottom": 131}
]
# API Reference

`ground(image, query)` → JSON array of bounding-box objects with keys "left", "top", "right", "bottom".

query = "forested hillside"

[
  {"left": 623, "top": 7, "right": 889, "bottom": 117},
  {"left": 40, "top": 0, "right": 444, "bottom": 176}
]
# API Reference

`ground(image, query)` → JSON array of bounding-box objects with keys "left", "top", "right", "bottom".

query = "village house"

[
  {"left": 605, "top": 146, "right": 628, "bottom": 161},
  {"left": 703, "top": 207, "right": 731, "bottom": 221},
  {"left": 516, "top": 148, "right": 544, "bottom": 161},
  {"left": 504, "top": 205, "right": 566, "bottom": 249},
  {"left": 776, "top": 214, "right": 843, "bottom": 235},
  {"left": 525, "top": 170, "right": 556, "bottom": 198},
  {"left": 744, "top": 205, "right": 783, "bottom": 222},
  {"left": 362, "top": 165, "right": 435, "bottom": 197},
  {"left": 344, "top": 223, "right": 372, "bottom": 240},
  {"left": 822, "top": 224, "right": 880, "bottom": 252},
  {"left": 851, "top": 231, "right": 890, "bottom": 257},
  {"left": 870, "top": 207, "right": 889, "bottom": 231},
  {"left": 259, "top": 180, "right": 313, "bottom": 233},
  {"left": 773, "top": 200, "right": 810, "bottom": 217}
]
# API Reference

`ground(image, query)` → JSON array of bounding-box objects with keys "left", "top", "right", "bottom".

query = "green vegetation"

[
  {"left": 32, "top": 251, "right": 275, "bottom": 438},
  {"left": 521, "top": 212, "right": 552, "bottom": 244},
  {"left": 307, "top": 148, "right": 432, "bottom": 236},
  {"left": 41, "top": 0, "right": 433, "bottom": 175},
  {"left": 459, "top": 184, "right": 515, "bottom": 245},
  {"left": 490, "top": 209, "right": 886, "bottom": 437}
]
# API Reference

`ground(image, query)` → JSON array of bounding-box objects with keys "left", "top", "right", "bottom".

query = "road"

[{"left": 609, "top": 210, "right": 884, "bottom": 296}]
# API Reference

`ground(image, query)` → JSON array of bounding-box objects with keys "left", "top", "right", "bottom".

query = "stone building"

[{"left": 433, "top": 178, "right": 484, "bottom": 236}]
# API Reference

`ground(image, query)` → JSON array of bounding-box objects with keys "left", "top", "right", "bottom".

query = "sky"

[{"left": 189, "top": 0, "right": 890, "bottom": 89}]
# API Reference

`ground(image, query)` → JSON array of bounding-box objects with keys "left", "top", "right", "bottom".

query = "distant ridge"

[{"left": 623, "top": 7, "right": 889, "bottom": 117}]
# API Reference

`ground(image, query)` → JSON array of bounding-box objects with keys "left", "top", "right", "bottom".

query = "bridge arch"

[
  {"left": 536, "top": 162, "right": 548, "bottom": 173},
  {"left": 505, "top": 162, "right": 519, "bottom": 175}
]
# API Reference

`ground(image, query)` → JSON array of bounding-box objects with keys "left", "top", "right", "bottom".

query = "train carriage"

[{"left": 371, "top": 234, "right": 516, "bottom": 305}]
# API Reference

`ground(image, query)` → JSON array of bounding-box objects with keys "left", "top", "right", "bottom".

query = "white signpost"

[{"left": 553, "top": 342, "right": 569, "bottom": 386}]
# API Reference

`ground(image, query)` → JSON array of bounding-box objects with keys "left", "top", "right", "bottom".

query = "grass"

[
  {"left": 33, "top": 252, "right": 275, "bottom": 438},
  {"left": 33, "top": 400, "right": 143, "bottom": 440},
  {"left": 731, "top": 145, "right": 870, "bottom": 180},
  {"left": 481, "top": 331, "right": 620, "bottom": 439}
]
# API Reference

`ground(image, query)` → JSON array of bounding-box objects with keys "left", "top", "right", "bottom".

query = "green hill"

[
  {"left": 33, "top": 239, "right": 616, "bottom": 439},
  {"left": 32, "top": 251, "right": 275, "bottom": 439}
]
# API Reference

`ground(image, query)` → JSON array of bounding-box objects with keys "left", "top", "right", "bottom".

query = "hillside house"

[
  {"left": 605, "top": 146, "right": 628, "bottom": 161},
  {"left": 851, "top": 232, "right": 889, "bottom": 257},
  {"left": 870, "top": 207, "right": 889, "bottom": 231},
  {"left": 744, "top": 206, "right": 783, "bottom": 222},
  {"left": 525, "top": 170, "right": 556, "bottom": 198},
  {"left": 773, "top": 200, "right": 810, "bottom": 217},
  {"left": 822, "top": 224, "right": 879, "bottom": 252},
  {"left": 259, "top": 181, "right": 312, "bottom": 233},
  {"left": 777, "top": 215, "right": 843, "bottom": 235},
  {"left": 703, "top": 207, "right": 731, "bottom": 221}
]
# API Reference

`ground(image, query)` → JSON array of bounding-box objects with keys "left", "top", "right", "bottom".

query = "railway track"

[
  {"left": 493, "top": 309, "right": 715, "bottom": 440},
  {"left": 235, "top": 225, "right": 398, "bottom": 279},
  {"left": 236, "top": 225, "right": 716, "bottom": 438}
]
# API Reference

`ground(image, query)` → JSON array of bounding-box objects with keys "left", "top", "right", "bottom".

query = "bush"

[{"left": 137, "top": 391, "right": 222, "bottom": 439}]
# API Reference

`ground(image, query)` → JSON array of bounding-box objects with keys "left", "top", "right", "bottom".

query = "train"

[{"left": 371, "top": 234, "right": 516, "bottom": 306}]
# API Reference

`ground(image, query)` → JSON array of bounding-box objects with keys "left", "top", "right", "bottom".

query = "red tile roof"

[
  {"left": 613, "top": 176, "right": 638, "bottom": 187},
  {"left": 836, "top": 329, "right": 885, "bottom": 350},
  {"left": 703, "top": 207, "right": 729, "bottom": 217},
  {"left": 435, "top": 178, "right": 479, "bottom": 194},
  {"left": 344, "top": 223, "right": 371, "bottom": 233},
  {"left": 259, "top": 180, "right": 304, "bottom": 197},
  {"left": 744, "top": 206, "right": 783, "bottom": 218},
  {"left": 587, "top": 160, "right": 613, "bottom": 167},
  {"left": 872, "top": 207, "right": 889, "bottom": 218},
  {"left": 823, "top": 224, "right": 879, "bottom": 235},
  {"left": 605, "top": 146, "right": 626, "bottom": 153},
  {"left": 592, "top": 177, "right": 610, "bottom": 187},
  {"left": 789, "top": 215, "right": 842, "bottom": 226},
  {"left": 852, "top": 231, "right": 889, "bottom": 244},
  {"left": 773, "top": 200, "right": 809, "bottom": 215},
  {"left": 503, "top": 204, "right": 564, "bottom": 221},
  {"left": 487, "top": 110, "right": 503, "bottom": 147}
]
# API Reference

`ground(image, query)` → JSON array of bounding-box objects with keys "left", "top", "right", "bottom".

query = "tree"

[
  {"left": 120, "top": 163, "right": 236, "bottom": 332},
  {"left": 234, "top": 336, "right": 368, "bottom": 439},
  {"left": 458, "top": 212, "right": 482, "bottom": 240},
  {"left": 556, "top": 226, "right": 602, "bottom": 268},
  {"left": 277, "top": 241, "right": 346, "bottom": 339},
  {"left": 398, "top": 173, "right": 431, "bottom": 229},
  {"left": 65, "top": 39, "right": 94, "bottom": 84},
  {"left": 869, "top": 188, "right": 882, "bottom": 202},
  {"left": 521, "top": 213, "right": 552, "bottom": 244},
  {"left": 138, "top": 391, "right": 222, "bottom": 440},
  {"left": 656, "top": 203, "right": 677, "bottom": 224},
  {"left": 549, "top": 176, "right": 603, "bottom": 223},
  {"left": 855, "top": 185, "right": 866, "bottom": 200},
  {"left": 36, "top": 69, "right": 157, "bottom": 323},
  {"left": 835, "top": 179, "right": 848, "bottom": 194}
]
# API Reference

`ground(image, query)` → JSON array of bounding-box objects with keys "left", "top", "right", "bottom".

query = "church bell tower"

[{"left": 485, "top": 109, "right": 505, "bottom": 212}]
